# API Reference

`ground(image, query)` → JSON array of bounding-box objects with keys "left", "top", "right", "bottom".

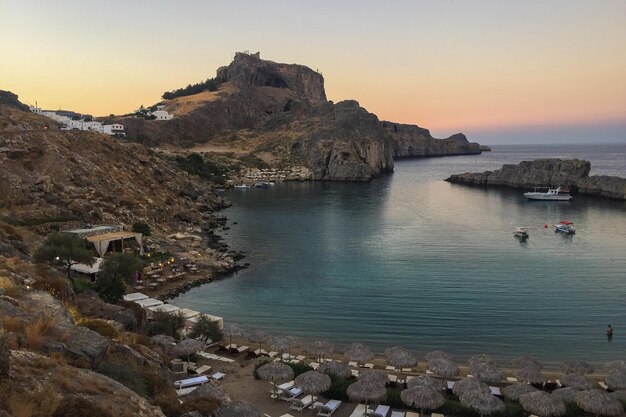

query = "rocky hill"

[
  {"left": 446, "top": 158, "right": 626, "bottom": 200},
  {"left": 112, "top": 52, "right": 483, "bottom": 181}
]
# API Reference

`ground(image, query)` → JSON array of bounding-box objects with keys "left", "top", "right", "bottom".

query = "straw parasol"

[
  {"left": 347, "top": 380, "right": 388, "bottom": 417},
  {"left": 468, "top": 354, "right": 495, "bottom": 366},
  {"left": 452, "top": 378, "right": 491, "bottom": 398},
  {"left": 459, "top": 392, "right": 505, "bottom": 417},
  {"left": 502, "top": 383, "right": 539, "bottom": 401},
  {"left": 427, "top": 357, "right": 459, "bottom": 378},
  {"left": 561, "top": 360, "right": 594, "bottom": 375},
  {"left": 257, "top": 361, "right": 294, "bottom": 398},
  {"left": 358, "top": 369, "right": 389, "bottom": 386},
  {"left": 285, "top": 335, "right": 302, "bottom": 356},
  {"left": 150, "top": 334, "right": 176, "bottom": 348},
  {"left": 517, "top": 366, "right": 548, "bottom": 384},
  {"left": 518, "top": 391, "right": 566, "bottom": 417},
  {"left": 295, "top": 370, "right": 331, "bottom": 398},
  {"left": 307, "top": 340, "right": 335, "bottom": 362},
  {"left": 186, "top": 383, "right": 230, "bottom": 403},
  {"left": 174, "top": 338, "right": 204, "bottom": 364},
  {"left": 425, "top": 350, "right": 452, "bottom": 361},
  {"left": 470, "top": 361, "right": 503, "bottom": 383},
  {"left": 318, "top": 361, "right": 353, "bottom": 379},
  {"left": 407, "top": 375, "right": 446, "bottom": 392},
  {"left": 608, "top": 391, "right": 626, "bottom": 402},
  {"left": 385, "top": 346, "right": 418, "bottom": 371},
  {"left": 247, "top": 329, "right": 270, "bottom": 351},
  {"left": 574, "top": 389, "right": 624, "bottom": 417},
  {"left": 216, "top": 400, "right": 262, "bottom": 417},
  {"left": 605, "top": 369, "right": 626, "bottom": 391},
  {"left": 512, "top": 356, "right": 543, "bottom": 370},
  {"left": 401, "top": 385, "right": 445, "bottom": 417},
  {"left": 345, "top": 343, "right": 374, "bottom": 364},
  {"left": 606, "top": 361, "right": 626, "bottom": 372},
  {"left": 561, "top": 373, "right": 595, "bottom": 390},
  {"left": 551, "top": 387, "right": 579, "bottom": 403},
  {"left": 223, "top": 324, "right": 243, "bottom": 347}
]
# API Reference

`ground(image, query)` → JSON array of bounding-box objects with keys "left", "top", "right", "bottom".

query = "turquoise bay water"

[{"left": 173, "top": 144, "right": 626, "bottom": 364}]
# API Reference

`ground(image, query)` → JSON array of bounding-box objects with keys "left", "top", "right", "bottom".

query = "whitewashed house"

[
  {"left": 103, "top": 124, "right": 125, "bottom": 137},
  {"left": 29, "top": 106, "right": 42, "bottom": 114},
  {"left": 151, "top": 110, "right": 174, "bottom": 120}
]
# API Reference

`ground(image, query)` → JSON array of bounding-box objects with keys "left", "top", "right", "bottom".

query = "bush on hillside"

[
  {"left": 132, "top": 222, "right": 151, "bottom": 236},
  {"left": 162, "top": 78, "right": 220, "bottom": 100}
]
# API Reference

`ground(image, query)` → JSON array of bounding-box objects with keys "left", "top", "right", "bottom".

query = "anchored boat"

[
  {"left": 555, "top": 220, "right": 576, "bottom": 235},
  {"left": 524, "top": 186, "right": 572, "bottom": 201},
  {"left": 514, "top": 227, "right": 529, "bottom": 240}
]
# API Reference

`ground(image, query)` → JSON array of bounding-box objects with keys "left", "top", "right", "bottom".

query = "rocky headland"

[
  {"left": 446, "top": 158, "right": 626, "bottom": 200},
  {"left": 111, "top": 52, "right": 485, "bottom": 181}
]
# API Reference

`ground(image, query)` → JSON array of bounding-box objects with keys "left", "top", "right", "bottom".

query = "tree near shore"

[
  {"left": 190, "top": 314, "right": 223, "bottom": 344},
  {"left": 33, "top": 232, "right": 94, "bottom": 292},
  {"left": 95, "top": 253, "right": 143, "bottom": 303}
]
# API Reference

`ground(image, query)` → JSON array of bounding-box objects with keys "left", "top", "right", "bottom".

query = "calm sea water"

[{"left": 173, "top": 143, "right": 626, "bottom": 365}]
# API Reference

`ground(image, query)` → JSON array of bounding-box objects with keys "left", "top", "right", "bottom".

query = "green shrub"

[
  {"left": 321, "top": 374, "right": 355, "bottom": 402},
  {"left": 288, "top": 362, "right": 313, "bottom": 377},
  {"left": 132, "top": 222, "right": 151, "bottom": 236},
  {"left": 385, "top": 387, "right": 403, "bottom": 408},
  {"left": 189, "top": 314, "right": 222, "bottom": 343},
  {"left": 162, "top": 78, "right": 220, "bottom": 100},
  {"left": 439, "top": 399, "right": 479, "bottom": 417},
  {"left": 147, "top": 311, "right": 185, "bottom": 339}
]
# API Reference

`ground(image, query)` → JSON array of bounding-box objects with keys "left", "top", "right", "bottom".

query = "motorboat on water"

[
  {"left": 234, "top": 184, "right": 250, "bottom": 189},
  {"left": 255, "top": 182, "right": 270, "bottom": 188},
  {"left": 514, "top": 227, "right": 529, "bottom": 240},
  {"left": 555, "top": 220, "right": 576, "bottom": 235},
  {"left": 523, "top": 186, "right": 572, "bottom": 201}
]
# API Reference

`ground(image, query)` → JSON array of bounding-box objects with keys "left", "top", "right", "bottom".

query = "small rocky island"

[{"left": 446, "top": 158, "right": 626, "bottom": 200}]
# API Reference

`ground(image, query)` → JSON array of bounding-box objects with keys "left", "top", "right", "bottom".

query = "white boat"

[
  {"left": 234, "top": 184, "right": 250, "bottom": 189},
  {"left": 555, "top": 220, "right": 575, "bottom": 235},
  {"left": 523, "top": 187, "right": 572, "bottom": 201},
  {"left": 514, "top": 227, "right": 529, "bottom": 240}
]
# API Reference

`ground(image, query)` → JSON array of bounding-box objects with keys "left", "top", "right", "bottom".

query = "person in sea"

[{"left": 607, "top": 324, "right": 614, "bottom": 336}]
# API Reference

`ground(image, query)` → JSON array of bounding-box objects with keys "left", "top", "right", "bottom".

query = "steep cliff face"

[
  {"left": 116, "top": 53, "right": 483, "bottom": 181},
  {"left": 382, "top": 122, "right": 481, "bottom": 158},
  {"left": 446, "top": 158, "right": 626, "bottom": 200}
]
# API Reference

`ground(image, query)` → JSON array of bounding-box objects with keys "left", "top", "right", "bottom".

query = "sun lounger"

[
  {"left": 489, "top": 386, "right": 502, "bottom": 396},
  {"left": 348, "top": 361, "right": 358, "bottom": 367},
  {"left": 237, "top": 346, "right": 249, "bottom": 354},
  {"left": 310, "top": 362, "right": 320, "bottom": 370},
  {"left": 351, "top": 369, "right": 360, "bottom": 377},
  {"left": 506, "top": 377, "right": 518, "bottom": 382},
  {"left": 391, "top": 411, "right": 405, "bottom": 417},
  {"left": 296, "top": 355, "right": 306, "bottom": 361},
  {"left": 268, "top": 351, "right": 278, "bottom": 358},
  {"left": 211, "top": 372, "right": 226, "bottom": 381},
  {"left": 402, "top": 368, "right": 412, "bottom": 373},
  {"left": 176, "top": 386, "right": 199, "bottom": 396},
  {"left": 280, "top": 387, "right": 303, "bottom": 401},
  {"left": 446, "top": 381, "right": 455, "bottom": 390},
  {"left": 385, "top": 366, "right": 397, "bottom": 372},
  {"left": 174, "top": 375, "right": 209, "bottom": 389},
  {"left": 363, "top": 363, "right": 374, "bottom": 369},
  {"left": 367, "top": 405, "right": 390, "bottom": 417},
  {"left": 388, "top": 374, "right": 398, "bottom": 384},
  {"left": 317, "top": 400, "right": 342, "bottom": 417},
  {"left": 426, "top": 370, "right": 434, "bottom": 374},
  {"left": 290, "top": 395, "right": 317, "bottom": 412},
  {"left": 192, "top": 365, "right": 212, "bottom": 375},
  {"left": 406, "top": 412, "right": 419, "bottom": 417},
  {"left": 432, "top": 414, "right": 445, "bottom": 417},
  {"left": 350, "top": 405, "right": 368, "bottom": 417},
  {"left": 280, "top": 414, "right": 296, "bottom": 417},
  {"left": 599, "top": 382, "right": 609, "bottom": 390},
  {"left": 278, "top": 381, "right": 295, "bottom": 391}
]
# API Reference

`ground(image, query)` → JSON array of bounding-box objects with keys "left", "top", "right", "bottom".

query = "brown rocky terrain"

[
  {"left": 446, "top": 158, "right": 626, "bottom": 200},
  {"left": 107, "top": 52, "right": 484, "bottom": 181}
]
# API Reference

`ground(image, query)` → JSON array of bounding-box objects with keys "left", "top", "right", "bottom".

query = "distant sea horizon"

[{"left": 173, "top": 142, "right": 626, "bottom": 366}]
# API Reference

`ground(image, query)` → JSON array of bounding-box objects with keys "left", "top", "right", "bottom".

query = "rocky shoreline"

[{"left": 446, "top": 158, "right": 626, "bottom": 200}]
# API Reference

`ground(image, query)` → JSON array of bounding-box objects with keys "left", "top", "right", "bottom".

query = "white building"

[
  {"left": 151, "top": 110, "right": 174, "bottom": 120},
  {"left": 29, "top": 106, "right": 126, "bottom": 137},
  {"left": 29, "top": 106, "right": 42, "bottom": 114},
  {"left": 103, "top": 124, "right": 125, "bottom": 137}
]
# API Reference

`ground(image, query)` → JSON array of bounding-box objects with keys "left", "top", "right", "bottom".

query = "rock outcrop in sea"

[
  {"left": 116, "top": 52, "right": 484, "bottom": 181},
  {"left": 445, "top": 158, "right": 626, "bottom": 200}
]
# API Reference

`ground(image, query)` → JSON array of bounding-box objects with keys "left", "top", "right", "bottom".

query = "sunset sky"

[{"left": 1, "top": 0, "right": 625, "bottom": 142}]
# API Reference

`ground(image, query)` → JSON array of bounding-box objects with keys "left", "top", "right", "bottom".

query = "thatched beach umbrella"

[
  {"left": 257, "top": 361, "right": 294, "bottom": 398},
  {"left": 551, "top": 387, "right": 579, "bottom": 403},
  {"left": 574, "top": 389, "right": 624, "bottom": 417},
  {"left": 469, "top": 354, "right": 495, "bottom": 366},
  {"left": 187, "top": 383, "right": 230, "bottom": 403},
  {"left": 358, "top": 369, "right": 389, "bottom": 386},
  {"left": 459, "top": 392, "right": 505, "bottom": 417},
  {"left": 401, "top": 385, "right": 445, "bottom": 417},
  {"left": 307, "top": 340, "right": 335, "bottom": 362},
  {"left": 268, "top": 335, "right": 291, "bottom": 354},
  {"left": 608, "top": 391, "right": 626, "bottom": 402},
  {"left": 295, "top": 370, "right": 331, "bottom": 398},
  {"left": 175, "top": 338, "right": 204, "bottom": 364},
  {"left": 407, "top": 375, "right": 446, "bottom": 392},
  {"left": 561, "top": 360, "right": 593, "bottom": 375},
  {"left": 318, "top": 361, "right": 353, "bottom": 379},
  {"left": 452, "top": 378, "right": 491, "bottom": 398},
  {"left": 150, "top": 334, "right": 176, "bottom": 348},
  {"left": 345, "top": 343, "right": 374, "bottom": 364},
  {"left": 562, "top": 373, "right": 595, "bottom": 390},
  {"left": 427, "top": 357, "right": 459, "bottom": 378},
  {"left": 606, "top": 360, "right": 626, "bottom": 372},
  {"left": 512, "top": 356, "right": 543, "bottom": 370},
  {"left": 470, "top": 361, "right": 503, "bottom": 383},
  {"left": 347, "top": 380, "right": 387, "bottom": 417},
  {"left": 502, "top": 383, "right": 538, "bottom": 401},
  {"left": 223, "top": 324, "right": 243, "bottom": 347},
  {"left": 518, "top": 391, "right": 566, "bottom": 417},
  {"left": 285, "top": 335, "right": 302, "bottom": 356},
  {"left": 425, "top": 350, "right": 452, "bottom": 361},
  {"left": 216, "top": 400, "right": 261, "bottom": 417},
  {"left": 385, "top": 346, "right": 417, "bottom": 371},
  {"left": 605, "top": 369, "right": 626, "bottom": 391},
  {"left": 517, "top": 366, "right": 548, "bottom": 384},
  {"left": 247, "top": 329, "right": 270, "bottom": 351}
]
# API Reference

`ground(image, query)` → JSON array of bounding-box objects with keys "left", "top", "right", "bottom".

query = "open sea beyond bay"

[{"left": 172, "top": 143, "right": 626, "bottom": 365}]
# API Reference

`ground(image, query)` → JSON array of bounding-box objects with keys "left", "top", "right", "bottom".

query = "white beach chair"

[
  {"left": 406, "top": 412, "right": 419, "bottom": 417},
  {"left": 432, "top": 413, "right": 445, "bottom": 417},
  {"left": 506, "top": 377, "right": 518, "bottom": 382},
  {"left": 391, "top": 411, "right": 406, "bottom": 417},
  {"left": 290, "top": 395, "right": 317, "bottom": 412},
  {"left": 317, "top": 400, "right": 342, "bottom": 417},
  {"left": 385, "top": 366, "right": 397, "bottom": 372},
  {"left": 363, "top": 363, "right": 374, "bottom": 369},
  {"left": 211, "top": 372, "right": 226, "bottom": 381},
  {"left": 367, "top": 405, "right": 390, "bottom": 417},
  {"left": 348, "top": 361, "right": 358, "bottom": 367},
  {"left": 279, "top": 387, "right": 303, "bottom": 401}
]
